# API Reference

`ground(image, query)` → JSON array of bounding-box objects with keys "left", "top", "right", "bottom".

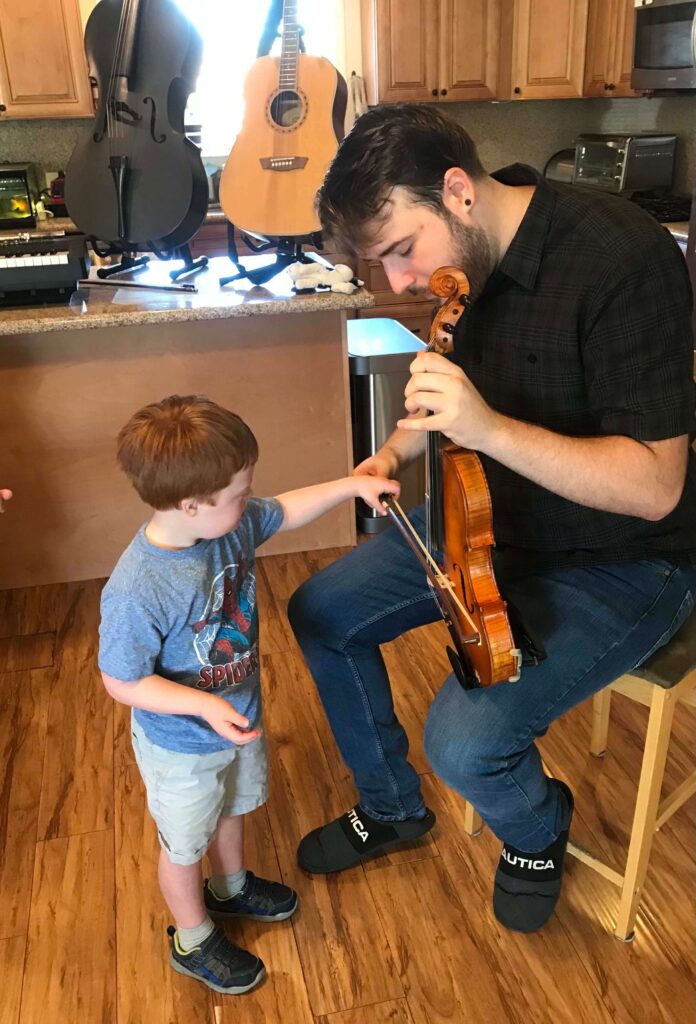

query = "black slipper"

[
  {"left": 297, "top": 805, "right": 436, "bottom": 873},
  {"left": 493, "top": 779, "right": 574, "bottom": 933}
]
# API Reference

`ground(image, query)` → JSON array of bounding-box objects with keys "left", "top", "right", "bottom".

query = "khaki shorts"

[{"left": 131, "top": 716, "right": 268, "bottom": 865}]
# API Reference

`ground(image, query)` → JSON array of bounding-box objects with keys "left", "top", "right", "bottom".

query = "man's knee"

[
  {"left": 423, "top": 682, "right": 512, "bottom": 793},
  {"left": 287, "top": 566, "right": 355, "bottom": 645},
  {"left": 287, "top": 574, "right": 323, "bottom": 640}
]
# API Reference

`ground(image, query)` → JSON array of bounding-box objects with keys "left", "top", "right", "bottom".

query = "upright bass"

[{"left": 386, "top": 267, "right": 522, "bottom": 688}]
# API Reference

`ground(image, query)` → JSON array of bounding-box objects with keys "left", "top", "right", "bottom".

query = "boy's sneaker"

[
  {"left": 167, "top": 924, "right": 265, "bottom": 995},
  {"left": 204, "top": 871, "right": 298, "bottom": 922}
]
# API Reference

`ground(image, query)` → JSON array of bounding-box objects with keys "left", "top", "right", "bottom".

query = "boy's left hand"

[
  {"left": 0, "top": 489, "right": 13, "bottom": 513},
  {"left": 353, "top": 475, "right": 400, "bottom": 516}
]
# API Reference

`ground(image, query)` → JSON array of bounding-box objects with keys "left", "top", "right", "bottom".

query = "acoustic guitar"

[{"left": 219, "top": 0, "right": 347, "bottom": 238}]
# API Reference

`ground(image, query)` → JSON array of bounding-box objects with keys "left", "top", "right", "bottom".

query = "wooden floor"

[{"left": 0, "top": 547, "right": 694, "bottom": 1024}]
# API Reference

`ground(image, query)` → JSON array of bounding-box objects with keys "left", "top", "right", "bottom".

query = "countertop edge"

[{"left": 0, "top": 289, "right": 376, "bottom": 337}]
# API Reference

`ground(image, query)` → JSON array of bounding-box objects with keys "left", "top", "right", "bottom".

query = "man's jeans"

[{"left": 288, "top": 506, "right": 696, "bottom": 852}]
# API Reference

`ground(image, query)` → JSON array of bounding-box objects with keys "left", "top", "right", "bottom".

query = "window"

[{"left": 174, "top": 1, "right": 342, "bottom": 159}]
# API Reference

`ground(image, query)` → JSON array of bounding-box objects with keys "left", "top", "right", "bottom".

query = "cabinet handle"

[
  {"left": 0, "top": 104, "right": 6, "bottom": 112},
  {"left": 431, "top": 88, "right": 438, "bottom": 96},
  {"left": 514, "top": 87, "right": 521, "bottom": 95},
  {"left": 440, "top": 88, "right": 448, "bottom": 96}
]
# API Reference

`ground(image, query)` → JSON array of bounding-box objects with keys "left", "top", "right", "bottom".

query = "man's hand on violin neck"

[{"left": 399, "top": 350, "right": 500, "bottom": 451}]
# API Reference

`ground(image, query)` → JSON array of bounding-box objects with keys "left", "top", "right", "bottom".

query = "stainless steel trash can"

[{"left": 347, "top": 318, "right": 426, "bottom": 534}]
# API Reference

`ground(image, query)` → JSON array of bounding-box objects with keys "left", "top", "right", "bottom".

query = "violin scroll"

[{"left": 428, "top": 266, "right": 471, "bottom": 356}]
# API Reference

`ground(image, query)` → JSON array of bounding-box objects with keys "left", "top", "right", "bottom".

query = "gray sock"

[
  {"left": 209, "top": 867, "right": 247, "bottom": 899},
  {"left": 177, "top": 916, "right": 215, "bottom": 952}
]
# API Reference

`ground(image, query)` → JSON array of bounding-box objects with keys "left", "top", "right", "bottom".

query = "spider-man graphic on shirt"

[{"left": 191, "top": 561, "right": 258, "bottom": 689}]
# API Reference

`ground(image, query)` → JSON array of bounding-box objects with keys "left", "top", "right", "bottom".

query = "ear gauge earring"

[{"left": 464, "top": 198, "right": 472, "bottom": 206}]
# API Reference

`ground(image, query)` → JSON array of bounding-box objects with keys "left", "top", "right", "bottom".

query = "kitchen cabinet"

[
  {"left": 583, "top": 0, "right": 637, "bottom": 98},
  {"left": 360, "top": 0, "right": 502, "bottom": 103},
  {"left": 497, "top": 0, "right": 589, "bottom": 99},
  {"left": 0, "top": 0, "right": 92, "bottom": 118}
]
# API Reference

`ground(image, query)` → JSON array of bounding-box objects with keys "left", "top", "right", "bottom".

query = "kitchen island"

[{"left": 0, "top": 256, "right": 374, "bottom": 589}]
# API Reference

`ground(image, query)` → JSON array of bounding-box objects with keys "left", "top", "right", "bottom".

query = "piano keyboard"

[
  {"left": 0, "top": 232, "right": 88, "bottom": 307},
  {"left": 0, "top": 252, "right": 71, "bottom": 268}
]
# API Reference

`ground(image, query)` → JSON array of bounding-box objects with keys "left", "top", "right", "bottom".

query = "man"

[{"left": 287, "top": 104, "right": 696, "bottom": 933}]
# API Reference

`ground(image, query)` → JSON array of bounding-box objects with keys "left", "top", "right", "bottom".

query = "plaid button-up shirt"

[{"left": 452, "top": 164, "right": 696, "bottom": 575}]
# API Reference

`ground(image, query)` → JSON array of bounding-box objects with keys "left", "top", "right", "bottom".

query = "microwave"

[
  {"left": 572, "top": 133, "right": 677, "bottom": 194},
  {"left": 632, "top": 0, "right": 696, "bottom": 91}
]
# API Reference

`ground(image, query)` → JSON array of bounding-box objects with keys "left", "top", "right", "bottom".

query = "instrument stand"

[
  {"left": 94, "top": 248, "right": 148, "bottom": 280},
  {"left": 168, "top": 243, "right": 208, "bottom": 282},
  {"left": 220, "top": 222, "right": 322, "bottom": 288}
]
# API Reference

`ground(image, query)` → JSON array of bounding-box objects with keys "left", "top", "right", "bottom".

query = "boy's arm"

[
  {"left": 275, "top": 474, "right": 400, "bottom": 532},
  {"left": 101, "top": 671, "right": 261, "bottom": 745}
]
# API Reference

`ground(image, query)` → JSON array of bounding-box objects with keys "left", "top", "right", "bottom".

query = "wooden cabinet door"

[
  {"left": 609, "top": 0, "right": 637, "bottom": 97},
  {"left": 505, "top": 0, "right": 589, "bottom": 99},
  {"left": 0, "top": 0, "right": 92, "bottom": 118},
  {"left": 362, "top": 0, "right": 438, "bottom": 102},
  {"left": 439, "top": 0, "right": 501, "bottom": 101},
  {"left": 583, "top": 0, "right": 616, "bottom": 96},
  {"left": 584, "top": 0, "right": 637, "bottom": 97},
  {"left": 362, "top": 0, "right": 439, "bottom": 103}
]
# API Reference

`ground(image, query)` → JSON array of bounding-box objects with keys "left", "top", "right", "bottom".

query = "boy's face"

[{"left": 185, "top": 464, "right": 255, "bottom": 540}]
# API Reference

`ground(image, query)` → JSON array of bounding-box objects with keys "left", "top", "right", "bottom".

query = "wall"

[
  {"left": 447, "top": 95, "right": 696, "bottom": 195},
  {"left": 1, "top": 94, "right": 694, "bottom": 197}
]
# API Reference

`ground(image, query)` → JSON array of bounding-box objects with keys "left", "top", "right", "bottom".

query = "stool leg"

[
  {"left": 614, "top": 687, "right": 675, "bottom": 941},
  {"left": 464, "top": 801, "right": 483, "bottom": 836},
  {"left": 591, "top": 688, "right": 612, "bottom": 756}
]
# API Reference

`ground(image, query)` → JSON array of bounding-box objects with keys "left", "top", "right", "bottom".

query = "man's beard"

[{"left": 445, "top": 211, "right": 498, "bottom": 302}]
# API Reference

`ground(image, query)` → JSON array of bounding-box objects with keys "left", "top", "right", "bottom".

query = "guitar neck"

[{"left": 279, "top": 0, "right": 300, "bottom": 91}]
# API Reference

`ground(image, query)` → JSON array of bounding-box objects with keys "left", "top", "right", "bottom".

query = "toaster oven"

[{"left": 572, "top": 133, "right": 677, "bottom": 193}]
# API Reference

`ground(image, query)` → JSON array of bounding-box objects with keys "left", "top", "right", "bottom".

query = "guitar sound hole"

[{"left": 270, "top": 90, "right": 303, "bottom": 128}]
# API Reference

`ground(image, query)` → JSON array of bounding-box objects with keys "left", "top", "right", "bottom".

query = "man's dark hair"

[{"left": 316, "top": 103, "right": 486, "bottom": 254}]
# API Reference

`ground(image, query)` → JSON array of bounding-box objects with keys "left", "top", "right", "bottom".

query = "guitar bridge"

[{"left": 260, "top": 156, "right": 308, "bottom": 171}]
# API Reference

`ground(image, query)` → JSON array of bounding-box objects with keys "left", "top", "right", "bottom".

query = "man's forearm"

[
  {"left": 383, "top": 422, "right": 428, "bottom": 471},
  {"left": 483, "top": 415, "right": 685, "bottom": 521}
]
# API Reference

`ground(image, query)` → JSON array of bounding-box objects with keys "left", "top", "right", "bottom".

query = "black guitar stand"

[
  {"left": 169, "top": 245, "right": 208, "bottom": 282},
  {"left": 219, "top": 221, "right": 322, "bottom": 288},
  {"left": 91, "top": 238, "right": 150, "bottom": 279},
  {"left": 149, "top": 240, "right": 208, "bottom": 281}
]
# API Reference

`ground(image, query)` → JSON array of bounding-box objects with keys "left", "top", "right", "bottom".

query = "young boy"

[{"left": 99, "top": 395, "right": 399, "bottom": 996}]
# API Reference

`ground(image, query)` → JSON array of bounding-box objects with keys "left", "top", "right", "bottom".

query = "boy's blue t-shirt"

[{"left": 98, "top": 497, "right": 284, "bottom": 753}]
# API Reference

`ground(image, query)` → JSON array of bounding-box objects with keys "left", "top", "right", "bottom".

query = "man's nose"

[{"left": 384, "top": 267, "right": 416, "bottom": 295}]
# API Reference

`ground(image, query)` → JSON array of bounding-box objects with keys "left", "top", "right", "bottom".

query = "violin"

[
  {"left": 385, "top": 266, "right": 522, "bottom": 688},
  {"left": 64, "top": 0, "right": 208, "bottom": 250}
]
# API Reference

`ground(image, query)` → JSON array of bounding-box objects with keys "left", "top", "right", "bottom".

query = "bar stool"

[{"left": 462, "top": 611, "right": 696, "bottom": 940}]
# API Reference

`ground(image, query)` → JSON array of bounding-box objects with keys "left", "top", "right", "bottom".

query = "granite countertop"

[
  {"left": 0, "top": 255, "right": 374, "bottom": 336},
  {"left": 663, "top": 221, "right": 689, "bottom": 242}
]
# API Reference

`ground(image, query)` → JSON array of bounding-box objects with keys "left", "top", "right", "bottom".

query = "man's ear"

[{"left": 443, "top": 167, "right": 475, "bottom": 213}]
